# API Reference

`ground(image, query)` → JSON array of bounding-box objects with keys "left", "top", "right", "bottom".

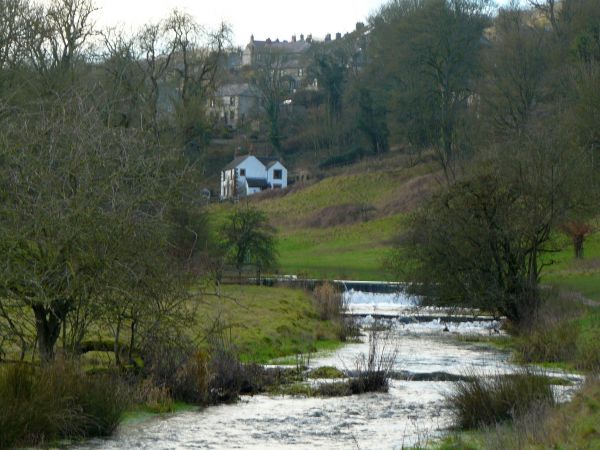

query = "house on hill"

[
  {"left": 220, "top": 155, "right": 288, "bottom": 200},
  {"left": 208, "top": 83, "right": 261, "bottom": 129}
]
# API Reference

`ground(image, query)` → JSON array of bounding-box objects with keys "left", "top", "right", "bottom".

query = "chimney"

[
  {"left": 336, "top": 32, "right": 341, "bottom": 40},
  {"left": 325, "top": 33, "right": 331, "bottom": 42},
  {"left": 300, "top": 33, "right": 304, "bottom": 41},
  {"left": 292, "top": 35, "right": 296, "bottom": 42},
  {"left": 356, "top": 22, "right": 365, "bottom": 32}
]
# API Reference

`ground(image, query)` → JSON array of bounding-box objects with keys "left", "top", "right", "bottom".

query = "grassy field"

[
  {"left": 196, "top": 285, "right": 341, "bottom": 363},
  {"left": 543, "top": 231, "right": 600, "bottom": 301},
  {"left": 277, "top": 215, "right": 403, "bottom": 280}
]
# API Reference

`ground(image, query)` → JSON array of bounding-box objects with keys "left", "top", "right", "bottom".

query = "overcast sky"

[
  {"left": 91, "top": 0, "right": 392, "bottom": 47},
  {"left": 90, "top": 0, "right": 513, "bottom": 48}
]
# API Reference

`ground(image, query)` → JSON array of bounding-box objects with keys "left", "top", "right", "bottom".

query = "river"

[{"left": 79, "top": 289, "right": 580, "bottom": 449}]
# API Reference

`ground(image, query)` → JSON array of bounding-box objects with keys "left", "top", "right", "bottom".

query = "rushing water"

[{"left": 79, "top": 289, "right": 580, "bottom": 450}]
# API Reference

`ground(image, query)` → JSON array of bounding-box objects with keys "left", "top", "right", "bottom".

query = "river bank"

[{"left": 75, "top": 288, "right": 583, "bottom": 449}]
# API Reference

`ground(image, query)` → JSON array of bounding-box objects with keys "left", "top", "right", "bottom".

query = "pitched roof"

[
  {"left": 257, "top": 157, "right": 279, "bottom": 168},
  {"left": 223, "top": 155, "right": 284, "bottom": 171},
  {"left": 223, "top": 155, "right": 250, "bottom": 170},
  {"left": 249, "top": 40, "right": 311, "bottom": 54},
  {"left": 246, "top": 178, "right": 269, "bottom": 188}
]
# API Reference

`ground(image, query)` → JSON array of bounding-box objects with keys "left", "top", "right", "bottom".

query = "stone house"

[{"left": 208, "top": 83, "right": 261, "bottom": 129}]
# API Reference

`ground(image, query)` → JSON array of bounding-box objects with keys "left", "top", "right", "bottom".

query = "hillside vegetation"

[{"left": 211, "top": 154, "right": 440, "bottom": 279}]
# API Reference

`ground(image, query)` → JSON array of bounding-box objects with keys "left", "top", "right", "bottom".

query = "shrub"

[
  {"left": 135, "top": 378, "right": 175, "bottom": 413},
  {"left": 351, "top": 328, "right": 397, "bottom": 394},
  {"left": 447, "top": 369, "right": 555, "bottom": 430},
  {"left": 516, "top": 319, "right": 579, "bottom": 364},
  {"left": 313, "top": 282, "right": 344, "bottom": 321},
  {"left": 515, "top": 291, "right": 600, "bottom": 370},
  {"left": 0, "top": 360, "right": 128, "bottom": 449}
]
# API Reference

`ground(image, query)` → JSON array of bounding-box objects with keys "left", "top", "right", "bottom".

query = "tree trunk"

[
  {"left": 128, "top": 319, "right": 137, "bottom": 363},
  {"left": 32, "top": 301, "right": 69, "bottom": 363},
  {"left": 114, "top": 317, "right": 122, "bottom": 366},
  {"left": 574, "top": 234, "right": 584, "bottom": 259}
]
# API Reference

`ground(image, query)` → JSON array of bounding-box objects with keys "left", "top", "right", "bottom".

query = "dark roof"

[
  {"left": 249, "top": 40, "right": 310, "bottom": 54},
  {"left": 223, "top": 155, "right": 284, "bottom": 171},
  {"left": 246, "top": 178, "right": 269, "bottom": 188},
  {"left": 257, "top": 157, "right": 278, "bottom": 168},
  {"left": 223, "top": 155, "right": 250, "bottom": 170}
]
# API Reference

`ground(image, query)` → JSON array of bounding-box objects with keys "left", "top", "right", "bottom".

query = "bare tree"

[
  {"left": 253, "top": 48, "right": 293, "bottom": 154},
  {"left": 136, "top": 20, "right": 176, "bottom": 134}
]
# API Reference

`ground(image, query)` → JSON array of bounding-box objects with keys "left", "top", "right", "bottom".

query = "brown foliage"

[{"left": 305, "top": 203, "right": 376, "bottom": 228}]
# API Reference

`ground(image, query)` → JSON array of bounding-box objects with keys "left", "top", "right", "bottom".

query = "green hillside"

[{"left": 211, "top": 155, "right": 439, "bottom": 280}]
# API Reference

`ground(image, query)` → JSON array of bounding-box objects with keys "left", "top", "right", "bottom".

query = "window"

[
  {"left": 229, "top": 96, "right": 236, "bottom": 106},
  {"left": 239, "top": 169, "right": 246, "bottom": 176},
  {"left": 230, "top": 111, "right": 235, "bottom": 122},
  {"left": 273, "top": 169, "right": 282, "bottom": 180},
  {"left": 298, "top": 68, "right": 303, "bottom": 77},
  {"left": 272, "top": 184, "right": 281, "bottom": 189}
]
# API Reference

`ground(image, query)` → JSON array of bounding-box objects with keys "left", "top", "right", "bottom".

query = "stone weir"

[{"left": 259, "top": 277, "right": 405, "bottom": 293}]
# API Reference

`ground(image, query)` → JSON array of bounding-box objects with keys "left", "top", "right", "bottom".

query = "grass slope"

[{"left": 198, "top": 285, "right": 341, "bottom": 363}]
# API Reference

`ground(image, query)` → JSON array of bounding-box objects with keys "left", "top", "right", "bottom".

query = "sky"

[{"left": 91, "top": 0, "right": 390, "bottom": 47}]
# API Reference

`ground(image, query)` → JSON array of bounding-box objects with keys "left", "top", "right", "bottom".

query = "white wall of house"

[
  {"left": 236, "top": 156, "right": 265, "bottom": 182},
  {"left": 220, "top": 168, "right": 236, "bottom": 199},
  {"left": 220, "top": 156, "right": 288, "bottom": 200},
  {"left": 266, "top": 162, "right": 288, "bottom": 188}
]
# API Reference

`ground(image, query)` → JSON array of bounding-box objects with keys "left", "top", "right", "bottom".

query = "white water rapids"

[{"left": 79, "top": 289, "right": 580, "bottom": 449}]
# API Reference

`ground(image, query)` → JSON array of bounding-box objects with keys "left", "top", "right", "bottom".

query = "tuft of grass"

[
  {"left": 307, "top": 366, "right": 345, "bottom": 379},
  {"left": 0, "top": 360, "right": 128, "bottom": 449},
  {"left": 446, "top": 369, "right": 555, "bottom": 430}
]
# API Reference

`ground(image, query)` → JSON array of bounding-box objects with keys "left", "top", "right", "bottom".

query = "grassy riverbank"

[
  {"left": 431, "top": 280, "right": 600, "bottom": 450},
  {"left": 0, "top": 284, "right": 344, "bottom": 448},
  {"left": 197, "top": 285, "right": 343, "bottom": 363}
]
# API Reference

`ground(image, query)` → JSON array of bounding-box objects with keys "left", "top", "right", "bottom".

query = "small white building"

[{"left": 220, "top": 155, "right": 288, "bottom": 200}]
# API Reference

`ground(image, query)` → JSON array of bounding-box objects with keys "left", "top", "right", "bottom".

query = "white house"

[{"left": 220, "top": 155, "right": 288, "bottom": 200}]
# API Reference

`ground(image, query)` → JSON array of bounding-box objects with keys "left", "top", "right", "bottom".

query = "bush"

[
  {"left": 0, "top": 360, "right": 128, "bottom": 449},
  {"left": 313, "top": 282, "right": 344, "bottom": 321},
  {"left": 447, "top": 369, "right": 555, "bottom": 430},
  {"left": 351, "top": 328, "right": 397, "bottom": 394},
  {"left": 515, "top": 291, "right": 600, "bottom": 370},
  {"left": 516, "top": 320, "right": 579, "bottom": 364}
]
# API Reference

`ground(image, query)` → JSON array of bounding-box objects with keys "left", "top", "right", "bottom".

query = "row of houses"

[{"left": 209, "top": 25, "right": 367, "bottom": 128}]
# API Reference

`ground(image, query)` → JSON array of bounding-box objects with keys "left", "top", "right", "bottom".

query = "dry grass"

[
  {"left": 312, "top": 282, "right": 344, "bottom": 321},
  {"left": 0, "top": 360, "right": 128, "bottom": 449},
  {"left": 304, "top": 203, "right": 376, "bottom": 228},
  {"left": 383, "top": 171, "right": 441, "bottom": 215},
  {"left": 446, "top": 369, "right": 555, "bottom": 430}
]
